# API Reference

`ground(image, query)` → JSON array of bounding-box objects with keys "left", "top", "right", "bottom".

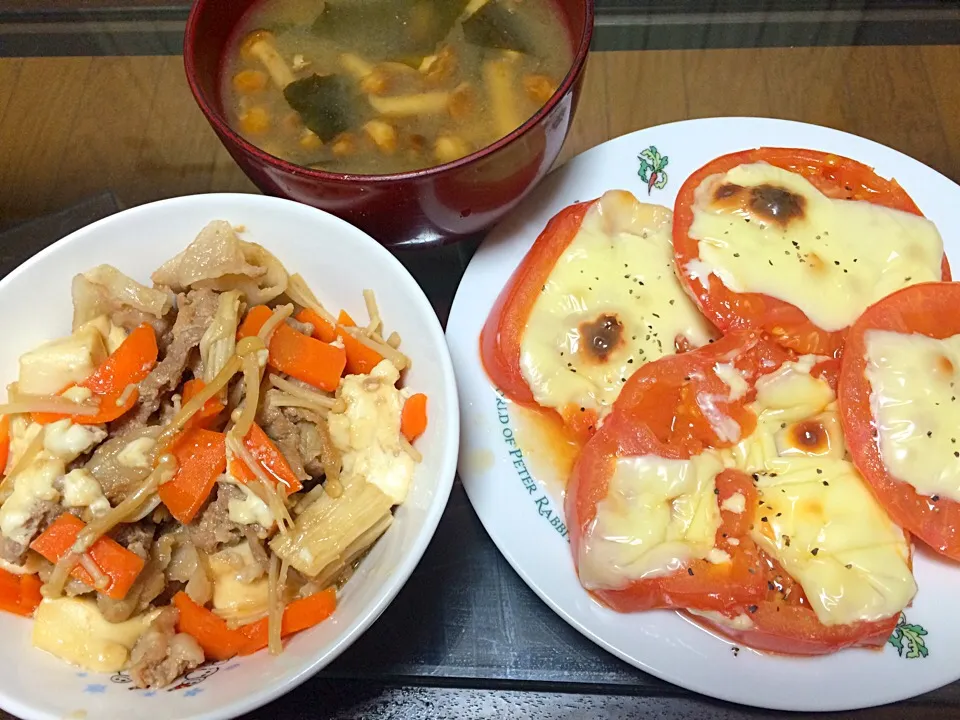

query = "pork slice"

[
  {"left": 189, "top": 484, "right": 268, "bottom": 554},
  {"left": 134, "top": 288, "right": 220, "bottom": 423},
  {"left": 285, "top": 317, "right": 314, "bottom": 336},
  {"left": 0, "top": 499, "right": 63, "bottom": 565},
  {"left": 85, "top": 426, "right": 161, "bottom": 504},
  {"left": 110, "top": 521, "right": 156, "bottom": 559},
  {"left": 128, "top": 607, "right": 204, "bottom": 689},
  {"left": 111, "top": 306, "right": 173, "bottom": 342},
  {"left": 259, "top": 390, "right": 309, "bottom": 482}
]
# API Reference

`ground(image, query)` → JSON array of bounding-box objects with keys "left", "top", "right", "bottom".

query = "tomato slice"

[
  {"left": 480, "top": 199, "right": 594, "bottom": 434},
  {"left": 609, "top": 330, "right": 793, "bottom": 457},
  {"left": 565, "top": 332, "right": 792, "bottom": 614},
  {"left": 689, "top": 549, "right": 901, "bottom": 655},
  {"left": 566, "top": 411, "right": 767, "bottom": 614},
  {"left": 839, "top": 281, "right": 960, "bottom": 560},
  {"left": 672, "top": 148, "right": 951, "bottom": 357}
]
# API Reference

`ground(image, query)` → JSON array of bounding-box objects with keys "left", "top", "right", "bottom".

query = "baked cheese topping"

[
  {"left": 729, "top": 358, "right": 916, "bottom": 626},
  {"left": 520, "top": 190, "right": 717, "bottom": 418},
  {"left": 578, "top": 451, "right": 725, "bottom": 590},
  {"left": 687, "top": 162, "right": 942, "bottom": 332},
  {"left": 865, "top": 329, "right": 960, "bottom": 503}
]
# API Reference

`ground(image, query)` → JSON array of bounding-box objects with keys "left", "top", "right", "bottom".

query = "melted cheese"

[
  {"left": 730, "top": 359, "right": 916, "bottom": 626},
  {"left": 32, "top": 598, "right": 160, "bottom": 672},
  {"left": 578, "top": 452, "right": 725, "bottom": 590},
  {"left": 328, "top": 359, "right": 414, "bottom": 504},
  {"left": 223, "top": 477, "right": 274, "bottom": 527},
  {"left": 116, "top": 436, "right": 157, "bottom": 469},
  {"left": 688, "top": 162, "right": 942, "bottom": 331},
  {"left": 865, "top": 329, "right": 960, "bottom": 502},
  {"left": 43, "top": 419, "right": 106, "bottom": 464},
  {"left": 519, "top": 190, "right": 717, "bottom": 417},
  {"left": 61, "top": 468, "right": 110, "bottom": 516},
  {"left": 0, "top": 458, "right": 64, "bottom": 545}
]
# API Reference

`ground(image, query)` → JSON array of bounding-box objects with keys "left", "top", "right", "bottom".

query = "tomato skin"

[
  {"left": 839, "top": 282, "right": 960, "bottom": 560},
  {"left": 690, "top": 602, "right": 899, "bottom": 656},
  {"left": 566, "top": 411, "right": 767, "bottom": 614},
  {"left": 672, "top": 148, "right": 951, "bottom": 357},
  {"left": 610, "top": 330, "right": 793, "bottom": 456},
  {"left": 480, "top": 200, "right": 594, "bottom": 408},
  {"left": 565, "top": 332, "right": 793, "bottom": 614}
]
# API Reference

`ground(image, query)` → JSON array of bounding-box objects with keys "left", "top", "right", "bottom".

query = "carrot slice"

[
  {"left": 238, "top": 587, "right": 337, "bottom": 655},
  {"left": 229, "top": 422, "right": 302, "bottom": 494},
  {"left": 238, "top": 305, "right": 346, "bottom": 391},
  {"left": 173, "top": 591, "right": 246, "bottom": 661},
  {"left": 337, "top": 310, "right": 356, "bottom": 327},
  {"left": 401, "top": 393, "right": 428, "bottom": 442},
  {"left": 337, "top": 327, "right": 383, "bottom": 376},
  {"left": 237, "top": 305, "right": 273, "bottom": 339},
  {"left": 0, "top": 414, "right": 10, "bottom": 475},
  {"left": 182, "top": 378, "right": 226, "bottom": 430},
  {"left": 0, "top": 568, "right": 31, "bottom": 617},
  {"left": 32, "top": 324, "right": 159, "bottom": 425},
  {"left": 30, "top": 514, "right": 145, "bottom": 600},
  {"left": 18, "top": 573, "right": 42, "bottom": 615},
  {"left": 295, "top": 308, "right": 337, "bottom": 343},
  {"left": 158, "top": 428, "right": 227, "bottom": 524},
  {"left": 270, "top": 324, "right": 346, "bottom": 391}
]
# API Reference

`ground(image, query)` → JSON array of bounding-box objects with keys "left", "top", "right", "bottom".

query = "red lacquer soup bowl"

[{"left": 184, "top": 0, "right": 594, "bottom": 248}]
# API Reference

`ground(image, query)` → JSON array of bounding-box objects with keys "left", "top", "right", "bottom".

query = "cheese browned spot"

[
  {"left": 728, "top": 357, "right": 916, "bottom": 626},
  {"left": 687, "top": 162, "right": 943, "bottom": 331},
  {"left": 520, "top": 190, "right": 718, "bottom": 418}
]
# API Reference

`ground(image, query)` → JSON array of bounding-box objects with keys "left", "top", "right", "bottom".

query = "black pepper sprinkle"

[
  {"left": 714, "top": 487, "right": 720, "bottom": 495},
  {"left": 811, "top": 548, "right": 820, "bottom": 556},
  {"left": 761, "top": 516, "right": 768, "bottom": 522},
  {"left": 780, "top": 423, "right": 787, "bottom": 429},
  {"left": 783, "top": 535, "right": 791, "bottom": 547},
  {"left": 769, "top": 260, "right": 774, "bottom": 266},
  {"left": 834, "top": 260, "right": 840, "bottom": 266},
  {"left": 928, "top": 431, "right": 933, "bottom": 437},
  {"left": 932, "top": 495, "right": 940, "bottom": 502},
  {"left": 823, "top": 480, "right": 829, "bottom": 487},
  {"left": 776, "top": 512, "right": 782, "bottom": 517},
  {"left": 627, "top": 358, "right": 634, "bottom": 364},
  {"left": 748, "top": 605, "right": 758, "bottom": 613},
  {"left": 669, "top": 299, "right": 675, "bottom": 305},
  {"left": 816, "top": 469, "right": 823, "bottom": 474},
  {"left": 652, "top": 313, "right": 660, "bottom": 318},
  {"left": 768, "top": 582, "right": 775, "bottom": 591},
  {"left": 845, "top": 563, "right": 853, "bottom": 569},
  {"left": 733, "top": 253, "right": 740, "bottom": 257},
  {"left": 905, "top": 276, "right": 912, "bottom": 282},
  {"left": 732, "top": 647, "right": 740, "bottom": 656},
  {"left": 687, "top": 568, "right": 694, "bottom": 576}
]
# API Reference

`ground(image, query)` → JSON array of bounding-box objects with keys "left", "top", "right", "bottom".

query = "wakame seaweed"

[
  {"left": 311, "top": 0, "right": 469, "bottom": 56},
  {"left": 283, "top": 74, "right": 360, "bottom": 142},
  {"left": 462, "top": 1, "right": 530, "bottom": 54}
]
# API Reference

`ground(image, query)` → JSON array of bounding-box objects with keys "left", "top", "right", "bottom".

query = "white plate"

[
  {"left": 446, "top": 117, "right": 960, "bottom": 712},
  {"left": 0, "top": 194, "right": 459, "bottom": 720}
]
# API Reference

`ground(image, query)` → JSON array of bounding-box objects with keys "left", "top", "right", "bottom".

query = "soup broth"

[{"left": 222, "top": 0, "right": 573, "bottom": 175}]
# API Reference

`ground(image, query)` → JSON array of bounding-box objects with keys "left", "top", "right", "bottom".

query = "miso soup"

[{"left": 222, "top": 0, "right": 574, "bottom": 175}]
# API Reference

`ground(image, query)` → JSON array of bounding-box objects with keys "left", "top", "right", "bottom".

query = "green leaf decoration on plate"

[
  {"left": 638, "top": 146, "right": 669, "bottom": 195},
  {"left": 888, "top": 613, "right": 929, "bottom": 659}
]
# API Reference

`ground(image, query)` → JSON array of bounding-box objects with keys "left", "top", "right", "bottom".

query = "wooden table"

[{"left": 1, "top": 3, "right": 960, "bottom": 719}]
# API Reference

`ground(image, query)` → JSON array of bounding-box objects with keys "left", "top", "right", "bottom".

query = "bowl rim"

[
  {"left": 183, "top": 0, "right": 596, "bottom": 184},
  {"left": 0, "top": 193, "right": 460, "bottom": 720}
]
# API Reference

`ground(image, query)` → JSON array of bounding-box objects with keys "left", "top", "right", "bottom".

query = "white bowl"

[{"left": 0, "top": 194, "right": 459, "bottom": 720}]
